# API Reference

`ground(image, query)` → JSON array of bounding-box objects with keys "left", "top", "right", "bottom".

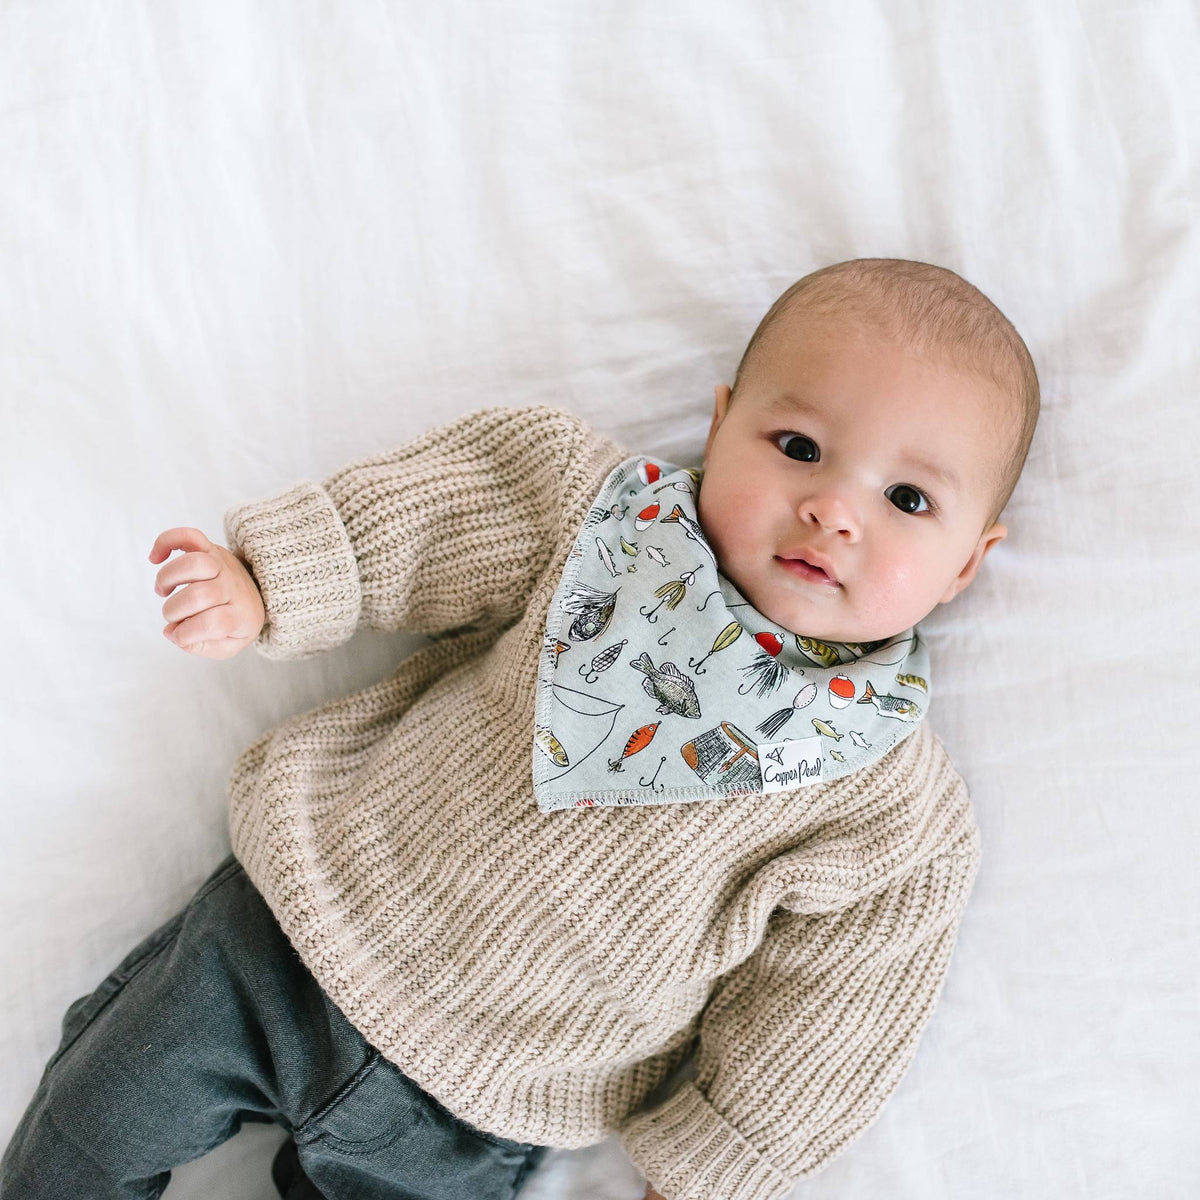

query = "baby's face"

[{"left": 697, "top": 311, "right": 1010, "bottom": 644}]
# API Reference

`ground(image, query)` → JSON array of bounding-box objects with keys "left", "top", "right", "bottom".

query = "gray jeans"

[{"left": 0, "top": 855, "right": 547, "bottom": 1200}]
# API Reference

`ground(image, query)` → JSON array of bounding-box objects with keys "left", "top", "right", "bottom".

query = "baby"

[{"left": 2, "top": 258, "right": 1038, "bottom": 1200}]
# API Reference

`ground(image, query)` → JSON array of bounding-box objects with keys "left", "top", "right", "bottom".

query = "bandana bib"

[{"left": 532, "top": 455, "right": 932, "bottom": 813}]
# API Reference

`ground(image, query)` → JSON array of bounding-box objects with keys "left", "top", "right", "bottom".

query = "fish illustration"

[
  {"left": 619, "top": 536, "right": 639, "bottom": 557},
  {"left": 645, "top": 545, "right": 669, "bottom": 568},
  {"left": 829, "top": 749, "right": 846, "bottom": 763},
  {"left": 629, "top": 652, "right": 702, "bottom": 718},
  {"left": 660, "top": 505, "right": 717, "bottom": 566},
  {"left": 811, "top": 718, "right": 843, "bottom": 741},
  {"left": 608, "top": 721, "right": 661, "bottom": 771},
  {"left": 857, "top": 680, "right": 923, "bottom": 722},
  {"left": 894, "top": 672, "right": 929, "bottom": 693},
  {"left": 534, "top": 726, "right": 569, "bottom": 767},
  {"left": 561, "top": 583, "right": 619, "bottom": 641},
  {"left": 595, "top": 537, "right": 620, "bottom": 578},
  {"left": 849, "top": 730, "right": 871, "bottom": 750}
]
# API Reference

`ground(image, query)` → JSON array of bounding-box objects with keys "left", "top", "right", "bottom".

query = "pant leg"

[
  {"left": 0, "top": 855, "right": 368, "bottom": 1200},
  {"left": 0, "top": 854, "right": 549, "bottom": 1200},
  {"left": 273, "top": 1050, "right": 549, "bottom": 1200}
]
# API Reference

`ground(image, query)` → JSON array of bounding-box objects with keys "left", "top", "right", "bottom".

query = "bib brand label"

[{"left": 758, "top": 736, "right": 824, "bottom": 792}]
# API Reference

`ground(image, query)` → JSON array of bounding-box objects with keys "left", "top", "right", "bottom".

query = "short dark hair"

[{"left": 731, "top": 258, "right": 1040, "bottom": 531}]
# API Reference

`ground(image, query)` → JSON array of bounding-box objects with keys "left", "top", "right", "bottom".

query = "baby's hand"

[{"left": 149, "top": 527, "right": 265, "bottom": 660}]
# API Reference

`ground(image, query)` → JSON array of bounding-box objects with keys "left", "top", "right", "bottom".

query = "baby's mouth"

[{"left": 775, "top": 556, "right": 839, "bottom": 587}]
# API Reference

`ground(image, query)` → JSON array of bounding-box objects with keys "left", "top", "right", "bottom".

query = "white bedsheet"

[{"left": 3, "top": 2, "right": 1197, "bottom": 1197}]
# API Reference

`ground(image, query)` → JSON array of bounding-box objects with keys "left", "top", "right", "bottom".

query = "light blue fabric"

[{"left": 533, "top": 456, "right": 932, "bottom": 812}]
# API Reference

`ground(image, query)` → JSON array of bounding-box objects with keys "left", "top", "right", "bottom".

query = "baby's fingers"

[
  {"left": 148, "top": 527, "right": 214, "bottom": 564},
  {"left": 165, "top": 607, "right": 239, "bottom": 657},
  {"left": 154, "top": 549, "right": 219, "bottom": 599},
  {"left": 161, "top": 579, "right": 225, "bottom": 627}
]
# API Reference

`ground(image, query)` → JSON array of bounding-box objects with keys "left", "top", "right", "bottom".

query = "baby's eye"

[
  {"left": 774, "top": 432, "right": 819, "bottom": 462},
  {"left": 886, "top": 484, "right": 932, "bottom": 515}
]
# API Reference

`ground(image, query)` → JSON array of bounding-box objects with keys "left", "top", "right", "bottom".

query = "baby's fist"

[{"left": 149, "top": 527, "right": 265, "bottom": 660}]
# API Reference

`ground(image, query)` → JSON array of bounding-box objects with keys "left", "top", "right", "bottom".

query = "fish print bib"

[{"left": 531, "top": 455, "right": 932, "bottom": 813}]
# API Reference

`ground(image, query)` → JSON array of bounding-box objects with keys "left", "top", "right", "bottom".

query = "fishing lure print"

[
  {"left": 651, "top": 467, "right": 701, "bottom": 495},
  {"left": 689, "top": 620, "right": 742, "bottom": 674},
  {"left": 586, "top": 502, "right": 628, "bottom": 525},
  {"left": 634, "top": 502, "right": 660, "bottom": 531},
  {"left": 640, "top": 565, "right": 703, "bottom": 622},
  {"left": 795, "top": 636, "right": 841, "bottom": 669},
  {"left": 532, "top": 454, "right": 932, "bottom": 812},
  {"left": 608, "top": 721, "right": 660, "bottom": 772},
  {"left": 579, "top": 639, "right": 628, "bottom": 684},
  {"left": 534, "top": 727, "right": 569, "bottom": 767},
  {"left": 561, "top": 582, "right": 619, "bottom": 641},
  {"left": 736, "top": 631, "right": 789, "bottom": 697},
  {"left": 755, "top": 680, "right": 818, "bottom": 739}
]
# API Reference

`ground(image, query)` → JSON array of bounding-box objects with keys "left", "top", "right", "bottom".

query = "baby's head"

[{"left": 698, "top": 257, "right": 1039, "bottom": 645}]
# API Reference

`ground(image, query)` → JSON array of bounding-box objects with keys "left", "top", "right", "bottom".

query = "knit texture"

[{"left": 222, "top": 403, "right": 982, "bottom": 1200}]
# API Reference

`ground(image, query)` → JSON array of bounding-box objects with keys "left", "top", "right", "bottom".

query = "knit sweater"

[{"left": 223, "top": 403, "right": 982, "bottom": 1200}]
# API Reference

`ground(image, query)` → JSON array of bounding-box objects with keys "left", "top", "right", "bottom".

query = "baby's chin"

[{"left": 733, "top": 571, "right": 894, "bottom": 645}]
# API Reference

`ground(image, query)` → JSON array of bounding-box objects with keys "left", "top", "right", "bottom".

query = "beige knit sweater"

[{"left": 223, "top": 403, "right": 982, "bottom": 1200}]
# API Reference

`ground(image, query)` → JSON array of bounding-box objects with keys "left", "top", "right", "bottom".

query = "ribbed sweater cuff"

[
  {"left": 223, "top": 480, "right": 362, "bottom": 661},
  {"left": 619, "top": 1082, "right": 793, "bottom": 1200}
]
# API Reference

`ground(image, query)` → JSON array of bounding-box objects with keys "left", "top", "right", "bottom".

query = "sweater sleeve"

[
  {"left": 222, "top": 404, "right": 617, "bottom": 661},
  {"left": 618, "top": 844, "right": 981, "bottom": 1200}
]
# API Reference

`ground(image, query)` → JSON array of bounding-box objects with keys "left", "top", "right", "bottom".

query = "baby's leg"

[
  {"left": 0, "top": 855, "right": 368, "bottom": 1199},
  {"left": 0, "top": 855, "right": 548, "bottom": 1200}
]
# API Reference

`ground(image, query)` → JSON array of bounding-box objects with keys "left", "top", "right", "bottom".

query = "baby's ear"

[
  {"left": 704, "top": 385, "right": 733, "bottom": 463},
  {"left": 939, "top": 523, "right": 1007, "bottom": 604}
]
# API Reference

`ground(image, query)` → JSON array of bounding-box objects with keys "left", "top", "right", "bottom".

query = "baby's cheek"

[{"left": 859, "top": 555, "right": 929, "bottom": 631}]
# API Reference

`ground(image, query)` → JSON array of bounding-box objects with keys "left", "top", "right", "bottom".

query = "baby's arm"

[
  {"left": 149, "top": 527, "right": 265, "bottom": 660},
  {"left": 216, "top": 405, "right": 622, "bottom": 661}
]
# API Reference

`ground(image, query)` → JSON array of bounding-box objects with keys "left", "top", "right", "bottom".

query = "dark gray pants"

[{"left": 0, "top": 855, "right": 547, "bottom": 1200}]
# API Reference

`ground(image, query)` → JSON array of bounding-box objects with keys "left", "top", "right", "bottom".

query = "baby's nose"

[{"left": 798, "top": 492, "right": 861, "bottom": 538}]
